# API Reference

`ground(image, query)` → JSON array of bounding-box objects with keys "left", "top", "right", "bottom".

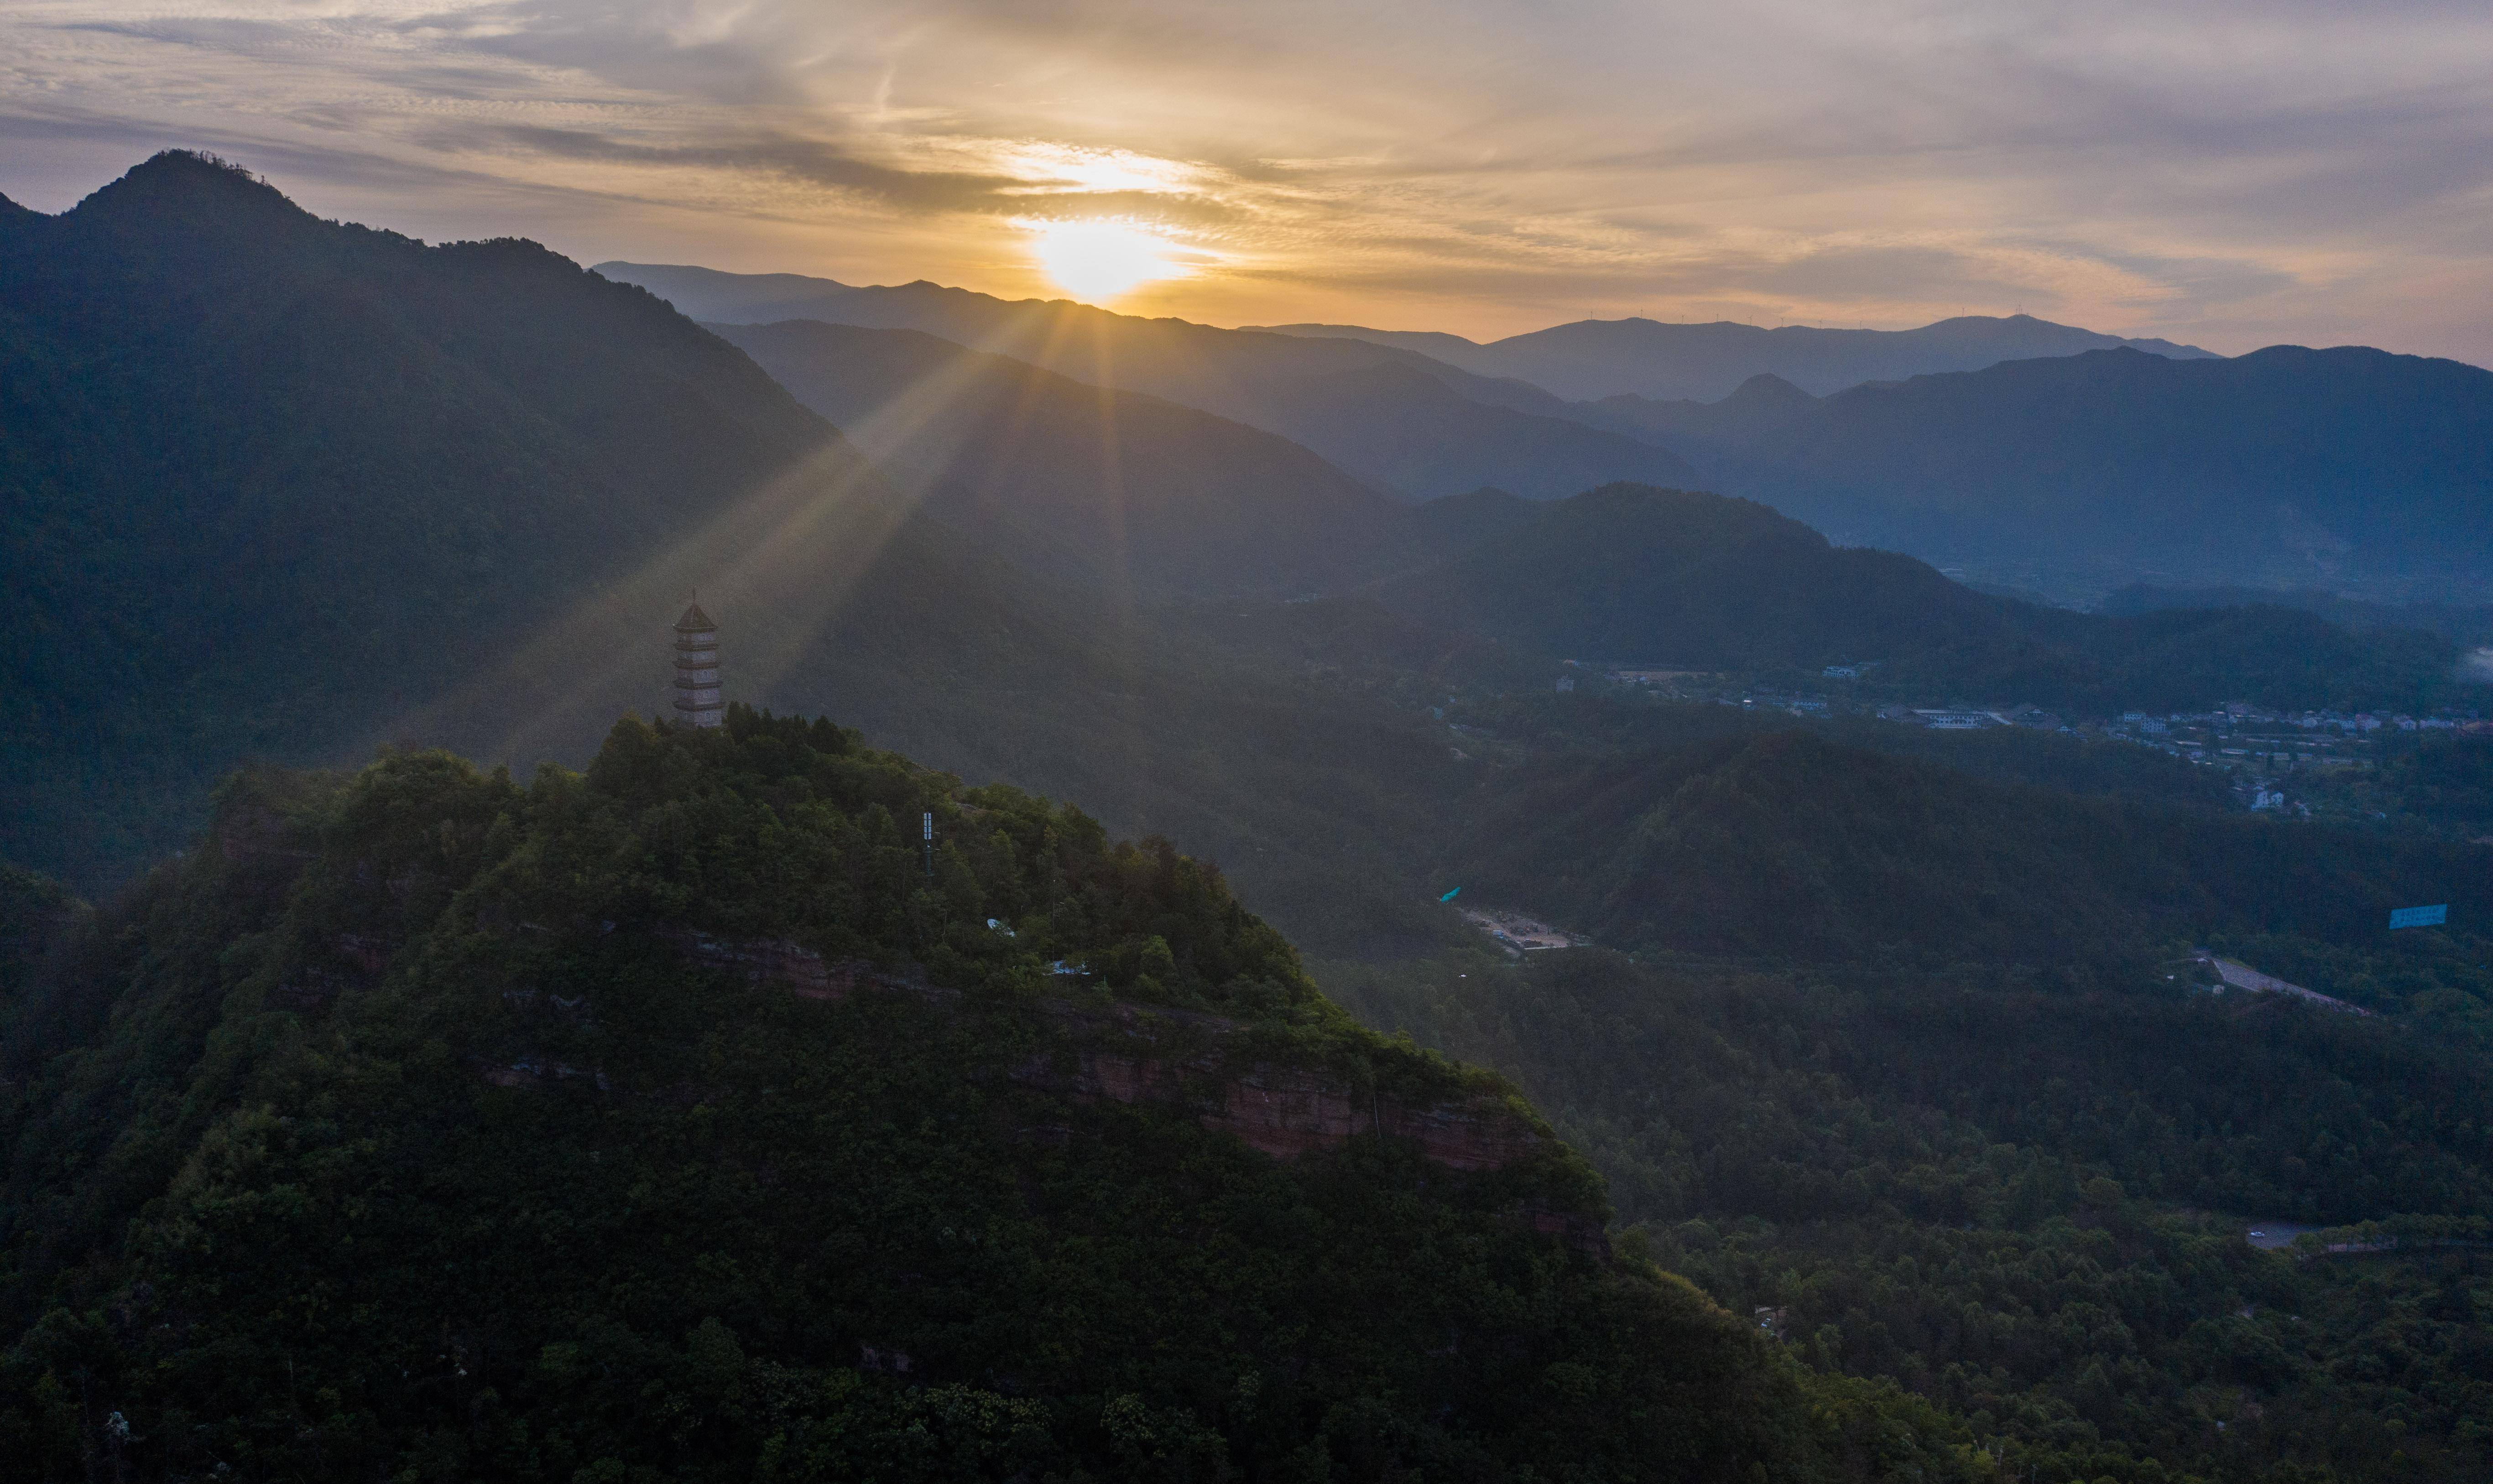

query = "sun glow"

[{"left": 1030, "top": 219, "right": 1186, "bottom": 303}]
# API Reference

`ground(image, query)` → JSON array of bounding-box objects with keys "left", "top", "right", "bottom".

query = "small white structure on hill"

[{"left": 673, "top": 601, "right": 724, "bottom": 728}]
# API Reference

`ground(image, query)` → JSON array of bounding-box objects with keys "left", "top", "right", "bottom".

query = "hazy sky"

[{"left": 5, "top": 0, "right": 2490, "bottom": 359}]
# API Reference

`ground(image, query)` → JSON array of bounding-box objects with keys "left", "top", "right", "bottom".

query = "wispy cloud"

[{"left": 3, "top": 0, "right": 2489, "bottom": 359}]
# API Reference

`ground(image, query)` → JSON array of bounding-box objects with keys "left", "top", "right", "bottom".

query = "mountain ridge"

[
  {"left": 1695, "top": 344, "right": 2493, "bottom": 600},
  {"left": 1246, "top": 311, "right": 2222, "bottom": 400},
  {"left": 595, "top": 261, "right": 1700, "bottom": 500},
  {"left": 1372, "top": 483, "right": 2488, "bottom": 713},
  {"left": 709, "top": 318, "right": 1424, "bottom": 595}
]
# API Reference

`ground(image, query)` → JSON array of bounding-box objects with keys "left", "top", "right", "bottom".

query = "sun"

[{"left": 1030, "top": 219, "right": 1184, "bottom": 304}]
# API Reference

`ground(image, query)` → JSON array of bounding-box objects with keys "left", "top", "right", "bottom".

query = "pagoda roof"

[{"left": 675, "top": 602, "right": 716, "bottom": 631}]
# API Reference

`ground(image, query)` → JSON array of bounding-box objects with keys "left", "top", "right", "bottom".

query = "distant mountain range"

[
  {"left": 0, "top": 156, "right": 1477, "bottom": 950},
  {"left": 1638, "top": 348, "right": 2493, "bottom": 601},
  {"left": 600, "top": 263, "right": 1696, "bottom": 500},
  {"left": 1378, "top": 484, "right": 2480, "bottom": 713},
  {"left": 710, "top": 319, "right": 1423, "bottom": 595},
  {"left": 15, "top": 156, "right": 2493, "bottom": 1484},
  {"left": 605, "top": 261, "right": 2493, "bottom": 602},
  {"left": 1244, "top": 313, "right": 2220, "bottom": 401},
  {"left": 10, "top": 154, "right": 2483, "bottom": 902}
]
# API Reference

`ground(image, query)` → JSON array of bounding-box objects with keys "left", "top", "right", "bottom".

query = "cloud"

[{"left": 1, "top": 0, "right": 2489, "bottom": 357}]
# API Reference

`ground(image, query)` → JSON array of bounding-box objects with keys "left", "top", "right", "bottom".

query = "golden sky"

[{"left": 5, "top": 0, "right": 2491, "bottom": 360}]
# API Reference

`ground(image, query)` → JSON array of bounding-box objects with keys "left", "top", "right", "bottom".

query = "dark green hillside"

[
  {"left": 0, "top": 865, "right": 81, "bottom": 999},
  {"left": 1452, "top": 729, "right": 2493, "bottom": 1001},
  {"left": 712, "top": 319, "right": 1419, "bottom": 595},
  {"left": 1333, "top": 949, "right": 2493, "bottom": 1484},
  {"left": 0, "top": 717, "right": 1972, "bottom": 1483},
  {"left": 0, "top": 151, "right": 885, "bottom": 888},
  {"left": 1375, "top": 484, "right": 2484, "bottom": 713},
  {"left": 2100, "top": 584, "right": 2493, "bottom": 648}
]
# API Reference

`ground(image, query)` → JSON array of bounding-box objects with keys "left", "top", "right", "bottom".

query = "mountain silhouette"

[
  {"left": 1672, "top": 346, "right": 2493, "bottom": 599},
  {"left": 1372, "top": 484, "right": 2479, "bottom": 712},
  {"left": 1250, "top": 312, "right": 2220, "bottom": 401},
  {"left": 599, "top": 263, "right": 1697, "bottom": 500},
  {"left": 712, "top": 320, "right": 1424, "bottom": 594},
  {"left": 0, "top": 151, "right": 907, "bottom": 883}
]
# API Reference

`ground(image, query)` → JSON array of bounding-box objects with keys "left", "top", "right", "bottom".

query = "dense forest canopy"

[
  {"left": 1450, "top": 727, "right": 2493, "bottom": 1012},
  {"left": 0, "top": 713, "right": 1978, "bottom": 1483},
  {"left": 1333, "top": 948, "right": 2493, "bottom": 1484}
]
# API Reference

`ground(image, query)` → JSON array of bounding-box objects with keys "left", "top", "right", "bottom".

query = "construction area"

[{"left": 1462, "top": 909, "right": 1577, "bottom": 953}]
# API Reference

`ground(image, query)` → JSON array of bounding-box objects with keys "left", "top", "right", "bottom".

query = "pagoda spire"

[{"left": 673, "top": 594, "right": 724, "bottom": 729}]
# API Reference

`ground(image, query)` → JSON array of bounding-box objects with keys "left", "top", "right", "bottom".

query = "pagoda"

[{"left": 673, "top": 600, "right": 724, "bottom": 728}]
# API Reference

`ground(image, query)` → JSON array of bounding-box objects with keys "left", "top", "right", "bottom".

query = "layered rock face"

[{"left": 660, "top": 926, "right": 1570, "bottom": 1184}]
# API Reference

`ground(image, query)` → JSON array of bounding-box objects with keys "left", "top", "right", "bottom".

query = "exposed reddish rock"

[
  {"left": 647, "top": 925, "right": 1574, "bottom": 1185},
  {"left": 1014, "top": 1045, "right": 1549, "bottom": 1176},
  {"left": 1372, "top": 1099, "right": 1544, "bottom": 1172},
  {"left": 1210, "top": 1068, "right": 1364, "bottom": 1158}
]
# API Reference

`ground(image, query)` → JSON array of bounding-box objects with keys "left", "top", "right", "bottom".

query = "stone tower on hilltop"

[{"left": 673, "top": 600, "right": 724, "bottom": 728}]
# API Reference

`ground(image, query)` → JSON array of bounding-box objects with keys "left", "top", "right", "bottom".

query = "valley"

[{"left": 5, "top": 153, "right": 2492, "bottom": 1484}]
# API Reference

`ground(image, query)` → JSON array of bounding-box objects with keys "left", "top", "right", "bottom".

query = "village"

[{"left": 1590, "top": 663, "right": 2490, "bottom": 829}]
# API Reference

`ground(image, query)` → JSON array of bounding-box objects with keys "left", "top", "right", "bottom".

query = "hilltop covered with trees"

[{"left": 0, "top": 713, "right": 1974, "bottom": 1482}]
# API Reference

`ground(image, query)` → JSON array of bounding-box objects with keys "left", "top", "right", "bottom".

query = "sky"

[{"left": 4, "top": 0, "right": 2491, "bottom": 360}]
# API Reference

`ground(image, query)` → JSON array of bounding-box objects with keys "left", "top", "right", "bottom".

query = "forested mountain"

[
  {"left": 0, "top": 153, "right": 1461, "bottom": 948},
  {"left": 0, "top": 151, "right": 890, "bottom": 886},
  {"left": 1246, "top": 312, "right": 2219, "bottom": 400},
  {"left": 1662, "top": 346, "right": 2493, "bottom": 599},
  {"left": 1445, "top": 727, "right": 2493, "bottom": 982},
  {"left": 1336, "top": 948, "right": 2493, "bottom": 1484},
  {"left": 2100, "top": 584, "right": 2493, "bottom": 647},
  {"left": 597, "top": 263, "right": 1697, "bottom": 500},
  {"left": 711, "top": 320, "right": 1420, "bottom": 595},
  {"left": 0, "top": 715, "right": 1986, "bottom": 1481},
  {"left": 13, "top": 153, "right": 2493, "bottom": 1484},
  {"left": 1375, "top": 484, "right": 2488, "bottom": 713},
  {"left": 8, "top": 156, "right": 2476, "bottom": 948}
]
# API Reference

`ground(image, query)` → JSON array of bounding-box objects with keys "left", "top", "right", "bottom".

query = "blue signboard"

[{"left": 2390, "top": 904, "right": 2449, "bottom": 929}]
